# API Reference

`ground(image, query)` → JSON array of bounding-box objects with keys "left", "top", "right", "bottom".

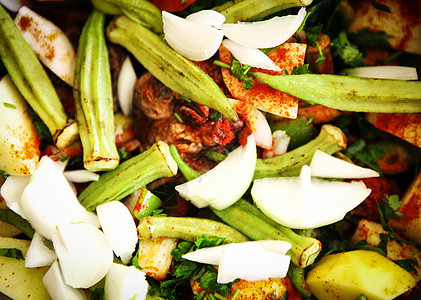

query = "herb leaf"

[
  {"left": 349, "top": 28, "right": 393, "bottom": 48},
  {"left": 0, "top": 248, "right": 24, "bottom": 260}
]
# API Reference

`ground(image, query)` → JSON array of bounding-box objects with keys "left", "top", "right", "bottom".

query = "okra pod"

[
  {"left": 91, "top": 0, "right": 163, "bottom": 33},
  {"left": 211, "top": 199, "right": 322, "bottom": 268},
  {"left": 137, "top": 216, "right": 249, "bottom": 244},
  {"left": 133, "top": 187, "right": 162, "bottom": 220},
  {"left": 253, "top": 73, "right": 421, "bottom": 113},
  {"left": 213, "top": 0, "right": 313, "bottom": 22},
  {"left": 0, "top": 209, "right": 35, "bottom": 239},
  {"left": 79, "top": 141, "right": 178, "bottom": 211},
  {"left": 74, "top": 9, "right": 119, "bottom": 172},
  {"left": 254, "top": 124, "right": 346, "bottom": 179},
  {"left": 169, "top": 145, "right": 201, "bottom": 181},
  {"left": 107, "top": 15, "right": 238, "bottom": 123},
  {"left": 0, "top": 4, "right": 78, "bottom": 149}
]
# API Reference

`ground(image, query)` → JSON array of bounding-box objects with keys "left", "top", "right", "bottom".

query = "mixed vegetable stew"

[{"left": 0, "top": 0, "right": 421, "bottom": 299}]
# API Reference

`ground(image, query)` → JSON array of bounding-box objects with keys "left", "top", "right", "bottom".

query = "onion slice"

[
  {"left": 25, "top": 232, "right": 57, "bottom": 268},
  {"left": 43, "top": 261, "right": 87, "bottom": 300},
  {"left": 63, "top": 169, "right": 100, "bottom": 183},
  {"left": 52, "top": 223, "right": 113, "bottom": 288},
  {"left": 117, "top": 57, "right": 137, "bottom": 116},
  {"left": 96, "top": 201, "right": 138, "bottom": 265},
  {"left": 251, "top": 165, "right": 371, "bottom": 229},
  {"left": 104, "top": 263, "right": 149, "bottom": 300},
  {"left": 222, "top": 39, "right": 281, "bottom": 71},
  {"left": 222, "top": 7, "right": 306, "bottom": 48},
  {"left": 175, "top": 134, "right": 256, "bottom": 210},
  {"left": 14, "top": 6, "right": 76, "bottom": 86},
  {"left": 185, "top": 9, "right": 226, "bottom": 29},
  {"left": 310, "top": 150, "right": 380, "bottom": 178},
  {"left": 0, "top": 175, "right": 31, "bottom": 219},
  {"left": 0, "top": 0, "right": 23, "bottom": 12},
  {"left": 163, "top": 11, "right": 224, "bottom": 61},
  {"left": 345, "top": 66, "right": 419, "bottom": 80}
]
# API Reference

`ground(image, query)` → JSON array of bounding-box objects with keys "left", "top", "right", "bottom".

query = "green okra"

[
  {"left": 133, "top": 187, "right": 163, "bottom": 220},
  {"left": 211, "top": 199, "right": 322, "bottom": 268},
  {"left": 169, "top": 145, "right": 201, "bottom": 181},
  {"left": 91, "top": 0, "right": 163, "bottom": 33},
  {"left": 74, "top": 9, "right": 119, "bottom": 172},
  {"left": 0, "top": 209, "right": 35, "bottom": 239},
  {"left": 213, "top": 0, "right": 313, "bottom": 22},
  {"left": 107, "top": 15, "right": 238, "bottom": 123},
  {"left": 137, "top": 216, "right": 249, "bottom": 244},
  {"left": 254, "top": 124, "right": 346, "bottom": 179},
  {"left": 0, "top": 4, "right": 78, "bottom": 149},
  {"left": 253, "top": 73, "right": 421, "bottom": 113},
  {"left": 79, "top": 141, "right": 178, "bottom": 211}
]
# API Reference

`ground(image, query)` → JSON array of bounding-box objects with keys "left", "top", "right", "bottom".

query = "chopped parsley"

[
  {"left": 0, "top": 248, "right": 24, "bottom": 260},
  {"left": 2, "top": 102, "right": 16, "bottom": 109}
]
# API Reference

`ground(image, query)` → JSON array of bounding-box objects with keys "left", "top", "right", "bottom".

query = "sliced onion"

[
  {"left": 310, "top": 150, "right": 380, "bottom": 179},
  {"left": 162, "top": 11, "right": 224, "bottom": 61},
  {"left": 176, "top": 134, "right": 256, "bottom": 210},
  {"left": 229, "top": 98, "right": 272, "bottom": 149},
  {"left": 182, "top": 240, "right": 291, "bottom": 265},
  {"left": 272, "top": 130, "right": 291, "bottom": 155},
  {"left": 185, "top": 9, "right": 226, "bottom": 29},
  {"left": 0, "top": 0, "right": 22, "bottom": 12},
  {"left": 52, "top": 223, "right": 113, "bottom": 288},
  {"left": 25, "top": 232, "right": 57, "bottom": 268},
  {"left": 96, "top": 201, "right": 138, "bottom": 265},
  {"left": 117, "top": 57, "right": 137, "bottom": 116},
  {"left": 0, "top": 175, "right": 31, "bottom": 219},
  {"left": 251, "top": 165, "right": 371, "bottom": 229},
  {"left": 222, "top": 39, "right": 281, "bottom": 71},
  {"left": 42, "top": 260, "right": 87, "bottom": 300},
  {"left": 14, "top": 6, "right": 76, "bottom": 86},
  {"left": 63, "top": 169, "right": 100, "bottom": 183},
  {"left": 104, "top": 263, "right": 149, "bottom": 300},
  {"left": 20, "top": 156, "right": 99, "bottom": 240},
  {"left": 217, "top": 243, "right": 290, "bottom": 283},
  {"left": 222, "top": 7, "right": 306, "bottom": 48},
  {"left": 345, "top": 66, "right": 419, "bottom": 80}
]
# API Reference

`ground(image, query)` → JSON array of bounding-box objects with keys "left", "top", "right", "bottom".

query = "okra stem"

[
  {"left": 253, "top": 73, "right": 421, "bottom": 113},
  {"left": 213, "top": 0, "right": 313, "bottom": 22},
  {"left": 211, "top": 199, "right": 322, "bottom": 268},
  {"left": 254, "top": 124, "right": 346, "bottom": 179},
  {"left": 137, "top": 216, "right": 249, "bottom": 244},
  {"left": 0, "top": 4, "right": 78, "bottom": 149},
  {"left": 107, "top": 15, "right": 238, "bottom": 123},
  {"left": 169, "top": 145, "right": 201, "bottom": 181},
  {"left": 74, "top": 9, "right": 119, "bottom": 172},
  {"left": 0, "top": 209, "right": 35, "bottom": 239},
  {"left": 78, "top": 141, "right": 178, "bottom": 211}
]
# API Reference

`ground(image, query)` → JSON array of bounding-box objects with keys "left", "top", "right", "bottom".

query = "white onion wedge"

[
  {"left": 104, "top": 263, "right": 149, "bottom": 300},
  {"left": 251, "top": 165, "right": 371, "bottom": 229},
  {"left": 117, "top": 57, "right": 137, "bottom": 116},
  {"left": 20, "top": 156, "right": 99, "bottom": 240},
  {"left": 63, "top": 169, "right": 100, "bottom": 183},
  {"left": 52, "top": 223, "right": 113, "bottom": 288},
  {"left": 222, "top": 39, "right": 281, "bottom": 71},
  {"left": 182, "top": 240, "right": 291, "bottom": 265},
  {"left": 222, "top": 7, "right": 306, "bottom": 48},
  {"left": 217, "top": 243, "right": 290, "bottom": 283},
  {"left": 0, "top": 175, "right": 31, "bottom": 219},
  {"left": 96, "top": 201, "right": 138, "bottom": 265},
  {"left": 345, "top": 66, "right": 419, "bottom": 80},
  {"left": 185, "top": 9, "right": 226, "bottom": 29},
  {"left": 176, "top": 134, "right": 256, "bottom": 210},
  {"left": 25, "top": 232, "right": 57, "bottom": 268},
  {"left": 163, "top": 11, "right": 224, "bottom": 61},
  {"left": 0, "top": 0, "right": 22, "bottom": 12},
  {"left": 272, "top": 130, "right": 290, "bottom": 155},
  {"left": 229, "top": 98, "right": 272, "bottom": 149},
  {"left": 43, "top": 261, "right": 87, "bottom": 300},
  {"left": 310, "top": 150, "right": 380, "bottom": 179},
  {"left": 14, "top": 6, "right": 76, "bottom": 86}
]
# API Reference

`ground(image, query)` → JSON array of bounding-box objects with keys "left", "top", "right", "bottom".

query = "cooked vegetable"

[
  {"left": 74, "top": 9, "right": 119, "bottom": 172},
  {"left": 211, "top": 199, "right": 322, "bottom": 268},
  {"left": 0, "top": 75, "right": 39, "bottom": 176},
  {"left": 107, "top": 15, "right": 238, "bottom": 122},
  {"left": 0, "top": 237, "right": 50, "bottom": 299},
  {"left": 104, "top": 263, "right": 149, "bottom": 299},
  {"left": 213, "top": 0, "right": 312, "bottom": 23},
  {"left": 137, "top": 216, "right": 249, "bottom": 244},
  {"left": 169, "top": 145, "right": 201, "bottom": 181},
  {"left": 0, "top": 4, "right": 78, "bottom": 149},
  {"left": 253, "top": 73, "right": 421, "bottom": 113},
  {"left": 24, "top": 232, "right": 56, "bottom": 268},
  {"left": 306, "top": 250, "right": 417, "bottom": 300},
  {"left": 254, "top": 124, "right": 347, "bottom": 179},
  {"left": 132, "top": 187, "right": 162, "bottom": 220},
  {"left": 78, "top": 141, "right": 177, "bottom": 211},
  {"left": 91, "top": 0, "right": 163, "bottom": 33}
]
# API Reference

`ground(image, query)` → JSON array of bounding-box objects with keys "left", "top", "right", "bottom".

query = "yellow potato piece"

[{"left": 306, "top": 250, "right": 416, "bottom": 300}]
